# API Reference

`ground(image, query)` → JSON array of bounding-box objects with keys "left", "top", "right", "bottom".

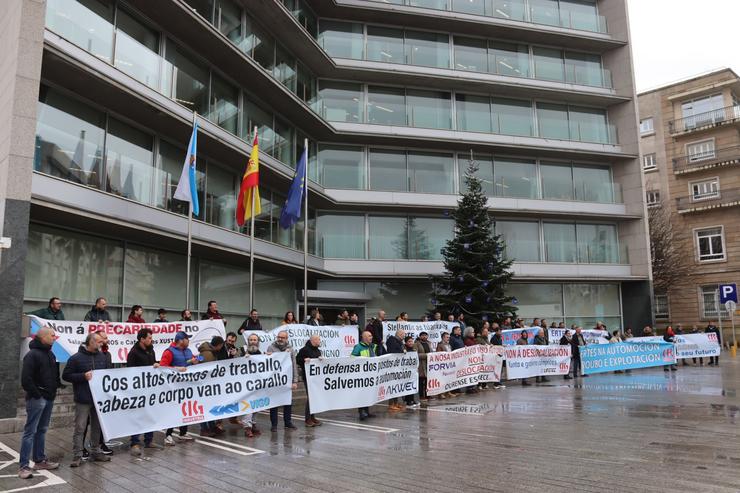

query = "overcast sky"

[{"left": 627, "top": 0, "right": 740, "bottom": 92}]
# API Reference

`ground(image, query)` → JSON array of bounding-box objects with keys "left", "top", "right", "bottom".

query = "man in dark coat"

[
  {"left": 296, "top": 335, "right": 323, "bottom": 427},
  {"left": 126, "top": 328, "right": 161, "bottom": 455}
]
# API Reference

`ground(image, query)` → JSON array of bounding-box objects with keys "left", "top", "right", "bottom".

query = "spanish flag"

[{"left": 236, "top": 134, "right": 261, "bottom": 227}]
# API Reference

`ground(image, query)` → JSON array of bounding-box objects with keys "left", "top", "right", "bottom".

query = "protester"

[
  {"left": 624, "top": 327, "right": 633, "bottom": 340},
  {"left": 490, "top": 326, "right": 503, "bottom": 346},
  {"left": 152, "top": 308, "right": 168, "bottom": 323},
  {"left": 334, "top": 309, "right": 350, "bottom": 325},
  {"left": 296, "top": 335, "right": 323, "bottom": 426},
  {"left": 266, "top": 331, "right": 298, "bottom": 431},
  {"left": 691, "top": 325, "right": 704, "bottom": 365},
  {"left": 63, "top": 332, "right": 110, "bottom": 467},
  {"left": 84, "top": 297, "right": 111, "bottom": 322},
  {"left": 19, "top": 327, "right": 60, "bottom": 479},
  {"left": 349, "top": 312, "right": 359, "bottom": 325},
  {"left": 223, "top": 332, "right": 240, "bottom": 359},
  {"left": 306, "top": 308, "right": 322, "bottom": 326},
  {"left": 397, "top": 312, "right": 409, "bottom": 322},
  {"left": 516, "top": 330, "right": 531, "bottom": 386},
  {"left": 434, "top": 332, "right": 455, "bottom": 398},
  {"left": 447, "top": 313, "right": 455, "bottom": 323},
  {"left": 663, "top": 327, "right": 678, "bottom": 372},
  {"left": 414, "top": 332, "right": 433, "bottom": 402},
  {"left": 127, "top": 328, "right": 161, "bottom": 456},
  {"left": 570, "top": 327, "right": 588, "bottom": 378},
  {"left": 282, "top": 311, "right": 297, "bottom": 324},
  {"left": 403, "top": 336, "right": 419, "bottom": 407},
  {"left": 83, "top": 330, "right": 112, "bottom": 456},
  {"left": 202, "top": 300, "right": 226, "bottom": 326},
  {"left": 420, "top": 314, "right": 429, "bottom": 322},
  {"left": 198, "top": 336, "right": 225, "bottom": 437},
  {"left": 450, "top": 326, "right": 464, "bottom": 350},
  {"left": 365, "top": 310, "right": 386, "bottom": 355},
  {"left": 475, "top": 326, "right": 490, "bottom": 346},
  {"left": 706, "top": 320, "right": 720, "bottom": 366},
  {"left": 457, "top": 313, "right": 466, "bottom": 331},
  {"left": 351, "top": 331, "right": 379, "bottom": 420},
  {"left": 238, "top": 309, "right": 262, "bottom": 334},
  {"left": 161, "top": 331, "right": 197, "bottom": 445},
  {"left": 501, "top": 317, "right": 512, "bottom": 330},
  {"left": 559, "top": 330, "right": 573, "bottom": 380},
  {"left": 533, "top": 329, "right": 549, "bottom": 383},
  {"left": 29, "top": 297, "right": 65, "bottom": 321},
  {"left": 433, "top": 312, "right": 442, "bottom": 321},
  {"left": 180, "top": 309, "right": 193, "bottom": 321},
  {"left": 239, "top": 334, "right": 262, "bottom": 437},
  {"left": 463, "top": 327, "right": 476, "bottom": 346}
]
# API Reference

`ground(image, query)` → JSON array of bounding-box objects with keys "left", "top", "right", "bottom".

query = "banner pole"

[
  {"left": 249, "top": 126, "right": 257, "bottom": 312},
  {"left": 303, "top": 138, "right": 309, "bottom": 323}
]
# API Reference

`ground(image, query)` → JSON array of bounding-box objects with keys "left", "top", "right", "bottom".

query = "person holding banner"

[
  {"left": 161, "top": 332, "right": 197, "bottom": 446},
  {"left": 127, "top": 305, "right": 145, "bottom": 323},
  {"left": 366, "top": 311, "right": 386, "bottom": 355},
  {"left": 403, "top": 336, "right": 420, "bottom": 407},
  {"left": 450, "top": 326, "right": 464, "bottom": 350},
  {"left": 560, "top": 330, "right": 573, "bottom": 380},
  {"left": 306, "top": 308, "right": 322, "bottom": 326},
  {"left": 238, "top": 309, "right": 262, "bottom": 334},
  {"left": 516, "top": 330, "right": 531, "bottom": 386},
  {"left": 385, "top": 329, "right": 406, "bottom": 410},
  {"left": 202, "top": 300, "right": 227, "bottom": 327},
  {"left": 239, "top": 334, "right": 263, "bottom": 438},
  {"left": 84, "top": 298, "right": 111, "bottom": 323},
  {"left": 266, "top": 331, "right": 299, "bottom": 432},
  {"left": 282, "top": 311, "right": 298, "bottom": 325},
  {"left": 351, "top": 331, "right": 379, "bottom": 420},
  {"left": 127, "top": 328, "right": 162, "bottom": 456},
  {"left": 414, "top": 332, "right": 434, "bottom": 402},
  {"left": 570, "top": 327, "right": 588, "bottom": 378},
  {"left": 705, "top": 321, "right": 720, "bottom": 366},
  {"left": 663, "top": 327, "right": 678, "bottom": 372},
  {"left": 296, "top": 335, "right": 323, "bottom": 426}
]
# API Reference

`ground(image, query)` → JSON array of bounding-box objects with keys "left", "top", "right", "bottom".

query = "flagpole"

[
  {"left": 249, "top": 126, "right": 257, "bottom": 312},
  {"left": 185, "top": 111, "right": 197, "bottom": 310},
  {"left": 303, "top": 138, "right": 309, "bottom": 322}
]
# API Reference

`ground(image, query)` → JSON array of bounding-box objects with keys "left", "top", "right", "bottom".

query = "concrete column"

[{"left": 0, "top": 0, "right": 45, "bottom": 419}]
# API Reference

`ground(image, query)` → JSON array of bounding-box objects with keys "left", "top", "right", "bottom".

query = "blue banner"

[
  {"left": 580, "top": 341, "right": 676, "bottom": 375},
  {"left": 501, "top": 328, "right": 538, "bottom": 346}
]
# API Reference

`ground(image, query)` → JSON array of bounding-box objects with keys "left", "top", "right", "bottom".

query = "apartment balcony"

[
  {"left": 672, "top": 145, "right": 740, "bottom": 175},
  {"left": 668, "top": 105, "right": 740, "bottom": 135},
  {"left": 676, "top": 187, "right": 740, "bottom": 214}
]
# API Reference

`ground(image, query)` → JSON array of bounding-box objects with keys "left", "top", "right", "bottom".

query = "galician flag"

[
  {"left": 173, "top": 120, "right": 199, "bottom": 215},
  {"left": 236, "top": 134, "right": 261, "bottom": 227}
]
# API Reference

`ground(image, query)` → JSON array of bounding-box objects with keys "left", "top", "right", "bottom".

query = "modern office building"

[
  {"left": 638, "top": 68, "right": 740, "bottom": 333},
  {"left": 0, "top": 0, "right": 649, "bottom": 419}
]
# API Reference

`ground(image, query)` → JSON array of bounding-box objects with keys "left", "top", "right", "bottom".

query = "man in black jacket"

[
  {"left": 83, "top": 297, "right": 111, "bottom": 322},
  {"left": 365, "top": 310, "right": 386, "bottom": 355},
  {"left": 706, "top": 321, "right": 721, "bottom": 366},
  {"left": 127, "top": 328, "right": 161, "bottom": 456},
  {"left": 19, "top": 327, "right": 60, "bottom": 479},
  {"left": 296, "top": 335, "right": 323, "bottom": 427},
  {"left": 63, "top": 333, "right": 110, "bottom": 467},
  {"left": 384, "top": 329, "right": 405, "bottom": 410},
  {"left": 238, "top": 309, "right": 262, "bottom": 334},
  {"left": 559, "top": 330, "right": 573, "bottom": 380},
  {"left": 570, "top": 327, "right": 588, "bottom": 378}
]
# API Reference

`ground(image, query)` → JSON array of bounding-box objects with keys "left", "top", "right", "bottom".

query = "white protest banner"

[
  {"left": 89, "top": 353, "right": 293, "bottom": 439},
  {"left": 28, "top": 316, "right": 225, "bottom": 364},
  {"left": 382, "top": 321, "right": 457, "bottom": 349},
  {"left": 306, "top": 353, "right": 419, "bottom": 413},
  {"left": 631, "top": 334, "right": 720, "bottom": 359},
  {"left": 548, "top": 328, "right": 609, "bottom": 345},
  {"left": 503, "top": 345, "right": 572, "bottom": 379},
  {"left": 426, "top": 345, "right": 504, "bottom": 396},
  {"left": 242, "top": 324, "right": 358, "bottom": 358}
]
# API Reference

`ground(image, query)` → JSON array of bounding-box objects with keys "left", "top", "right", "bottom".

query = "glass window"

[
  {"left": 25, "top": 224, "right": 123, "bottom": 304},
  {"left": 565, "top": 52, "right": 604, "bottom": 87},
  {"left": 489, "top": 41, "right": 530, "bottom": 78},
  {"left": 209, "top": 74, "right": 239, "bottom": 135},
  {"left": 368, "top": 86, "right": 407, "bottom": 126},
  {"left": 563, "top": 284, "right": 621, "bottom": 318},
  {"left": 569, "top": 106, "right": 610, "bottom": 143},
  {"left": 367, "top": 26, "right": 404, "bottom": 64},
  {"left": 369, "top": 216, "right": 408, "bottom": 259},
  {"left": 452, "top": 0, "right": 486, "bottom": 14},
  {"left": 216, "top": 0, "right": 243, "bottom": 44},
  {"left": 681, "top": 94, "right": 725, "bottom": 128},
  {"left": 408, "top": 152, "right": 454, "bottom": 194},
  {"left": 529, "top": 0, "right": 560, "bottom": 27},
  {"left": 492, "top": 98, "right": 533, "bottom": 136},
  {"left": 506, "top": 284, "right": 563, "bottom": 319},
  {"left": 253, "top": 271, "right": 295, "bottom": 328},
  {"left": 318, "top": 145, "right": 365, "bottom": 189},
  {"left": 643, "top": 153, "right": 657, "bottom": 170},
  {"left": 654, "top": 294, "right": 669, "bottom": 319},
  {"left": 157, "top": 140, "right": 205, "bottom": 217},
  {"left": 404, "top": 30, "right": 450, "bottom": 68},
  {"left": 533, "top": 47, "right": 564, "bottom": 82},
  {"left": 537, "top": 102, "right": 570, "bottom": 140},
  {"left": 369, "top": 149, "right": 407, "bottom": 191},
  {"left": 540, "top": 162, "right": 573, "bottom": 200},
  {"left": 410, "top": 217, "right": 452, "bottom": 260},
  {"left": 459, "top": 154, "right": 494, "bottom": 196},
  {"left": 646, "top": 190, "right": 660, "bottom": 207},
  {"left": 113, "top": 9, "right": 161, "bottom": 91},
  {"left": 319, "top": 20, "right": 364, "bottom": 59},
  {"left": 456, "top": 94, "right": 492, "bottom": 133},
  {"left": 574, "top": 165, "right": 612, "bottom": 203},
  {"left": 125, "top": 245, "right": 187, "bottom": 309},
  {"left": 406, "top": 90, "right": 452, "bottom": 129},
  {"left": 45, "top": 0, "right": 115, "bottom": 62},
  {"left": 243, "top": 16, "right": 275, "bottom": 70},
  {"left": 496, "top": 220, "right": 541, "bottom": 262},
  {"left": 316, "top": 81, "right": 364, "bottom": 123},
  {"left": 409, "top": 0, "right": 449, "bottom": 9},
  {"left": 691, "top": 178, "right": 720, "bottom": 201},
  {"left": 491, "top": 0, "right": 527, "bottom": 21},
  {"left": 205, "top": 161, "right": 238, "bottom": 231},
  {"left": 272, "top": 116, "right": 295, "bottom": 164},
  {"left": 291, "top": 0, "right": 318, "bottom": 38},
  {"left": 639, "top": 118, "right": 654, "bottom": 135},
  {"left": 296, "top": 63, "right": 317, "bottom": 104},
  {"left": 560, "top": 0, "right": 601, "bottom": 32},
  {"left": 687, "top": 140, "right": 716, "bottom": 162},
  {"left": 162, "top": 40, "right": 209, "bottom": 114},
  {"left": 253, "top": 191, "right": 272, "bottom": 240},
  {"left": 544, "top": 222, "right": 577, "bottom": 263},
  {"left": 701, "top": 285, "right": 730, "bottom": 318},
  {"left": 199, "top": 259, "right": 249, "bottom": 315},
  {"left": 35, "top": 85, "right": 106, "bottom": 189},
  {"left": 577, "top": 223, "right": 618, "bottom": 263},
  {"left": 243, "top": 98, "right": 275, "bottom": 152},
  {"left": 105, "top": 118, "right": 155, "bottom": 205},
  {"left": 185, "top": 0, "right": 214, "bottom": 21},
  {"left": 365, "top": 281, "right": 433, "bottom": 321},
  {"left": 316, "top": 213, "right": 365, "bottom": 258},
  {"left": 274, "top": 44, "right": 297, "bottom": 92},
  {"left": 453, "top": 37, "right": 487, "bottom": 73},
  {"left": 494, "top": 158, "right": 538, "bottom": 198}
]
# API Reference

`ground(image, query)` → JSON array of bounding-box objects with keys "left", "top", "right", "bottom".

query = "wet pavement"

[{"left": 2, "top": 359, "right": 740, "bottom": 492}]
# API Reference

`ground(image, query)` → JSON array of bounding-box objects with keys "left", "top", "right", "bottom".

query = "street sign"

[
  {"left": 719, "top": 283, "right": 738, "bottom": 304},
  {"left": 726, "top": 300, "right": 737, "bottom": 313}
]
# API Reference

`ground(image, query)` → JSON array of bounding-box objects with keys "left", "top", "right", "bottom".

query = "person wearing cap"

[
  {"left": 161, "top": 331, "right": 197, "bottom": 446},
  {"left": 152, "top": 308, "right": 168, "bottom": 324}
]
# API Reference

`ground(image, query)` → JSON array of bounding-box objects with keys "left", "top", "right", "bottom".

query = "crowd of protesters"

[{"left": 18, "top": 297, "right": 724, "bottom": 479}]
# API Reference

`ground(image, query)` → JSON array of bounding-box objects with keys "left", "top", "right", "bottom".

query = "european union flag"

[{"left": 279, "top": 148, "right": 307, "bottom": 229}]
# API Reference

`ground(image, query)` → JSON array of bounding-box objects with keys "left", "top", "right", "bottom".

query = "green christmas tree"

[{"left": 431, "top": 154, "right": 517, "bottom": 328}]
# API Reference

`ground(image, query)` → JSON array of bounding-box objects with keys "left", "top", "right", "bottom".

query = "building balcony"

[
  {"left": 672, "top": 145, "right": 740, "bottom": 175},
  {"left": 676, "top": 187, "right": 740, "bottom": 214},
  {"left": 668, "top": 105, "right": 740, "bottom": 135}
]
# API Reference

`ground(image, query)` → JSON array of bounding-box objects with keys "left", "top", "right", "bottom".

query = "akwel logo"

[{"left": 181, "top": 400, "right": 205, "bottom": 423}]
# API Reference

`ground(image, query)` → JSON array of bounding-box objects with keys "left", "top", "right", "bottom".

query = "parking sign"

[{"left": 719, "top": 284, "right": 738, "bottom": 304}]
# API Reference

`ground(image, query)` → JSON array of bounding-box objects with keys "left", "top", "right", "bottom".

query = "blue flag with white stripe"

[
  {"left": 279, "top": 148, "right": 307, "bottom": 229},
  {"left": 173, "top": 120, "right": 199, "bottom": 216}
]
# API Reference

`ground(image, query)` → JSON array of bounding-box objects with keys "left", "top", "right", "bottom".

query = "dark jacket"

[
  {"left": 463, "top": 336, "right": 476, "bottom": 347},
  {"left": 21, "top": 338, "right": 59, "bottom": 400},
  {"left": 238, "top": 318, "right": 262, "bottom": 334},
  {"left": 516, "top": 337, "right": 528, "bottom": 346},
  {"left": 365, "top": 319, "right": 385, "bottom": 355},
  {"left": 84, "top": 308, "right": 111, "bottom": 322},
  {"left": 450, "top": 334, "right": 465, "bottom": 350},
  {"left": 385, "top": 335, "right": 404, "bottom": 354},
  {"left": 534, "top": 335, "right": 548, "bottom": 345},
  {"left": 63, "top": 345, "right": 110, "bottom": 404},
  {"left": 296, "top": 341, "right": 322, "bottom": 377},
  {"left": 202, "top": 310, "right": 226, "bottom": 326},
  {"left": 126, "top": 342, "right": 156, "bottom": 367},
  {"left": 28, "top": 307, "right": 65, "bottom": 320},
  {"left": 559, "top": 335, "right": 571, "bottom": 345},
  {"left": 490, "top": 333, "right": 503, "bottom": 346},
  {"left": 705, "top": 325, "right": 721, "bottom": 345},
  {"left": 570, "top": 333, "right": 587, "bottom": 356},
  {"left": 197, "top": 342, "right": 220, "bottom": 362}
]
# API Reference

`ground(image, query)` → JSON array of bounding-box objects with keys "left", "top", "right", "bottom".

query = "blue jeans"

[
  {"left": 20, "top": 397, "right": 54, "bottom": 468},
  {"left": 130, "top": 432, "right": 153, "bottom": 446},
  {"left": 270, "top": 405, "right": 293, "bottom": 426}
]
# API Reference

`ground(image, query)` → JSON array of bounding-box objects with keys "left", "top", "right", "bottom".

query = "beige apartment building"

[{"left": 638, "top": 68, "right": 740, "bottom": 340}]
